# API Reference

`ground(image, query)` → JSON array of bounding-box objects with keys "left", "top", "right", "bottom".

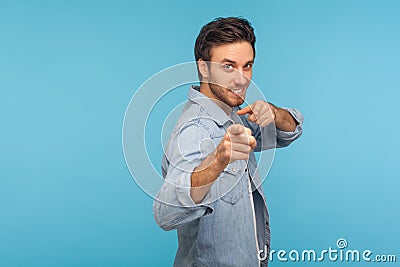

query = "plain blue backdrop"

[{"left": 1, "top": 0, "right": 399, "bottom": 266}]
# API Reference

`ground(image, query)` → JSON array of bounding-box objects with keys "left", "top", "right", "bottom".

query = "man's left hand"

[{"left": 237, "top": 100, "right": 276, "bottom": 127}]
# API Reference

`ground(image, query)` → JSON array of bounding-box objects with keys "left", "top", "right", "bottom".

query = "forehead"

[{"left": 209, "top": 42, "right": 254, "bottom": 64}]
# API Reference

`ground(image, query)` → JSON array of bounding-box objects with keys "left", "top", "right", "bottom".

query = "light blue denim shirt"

[{"left": 153, "top": 86, "right": 303, "bottom": 267}]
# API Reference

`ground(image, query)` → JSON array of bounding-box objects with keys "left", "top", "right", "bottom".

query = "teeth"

[{"left": 232, "top": 88, "right": 243, "bottom": 94}]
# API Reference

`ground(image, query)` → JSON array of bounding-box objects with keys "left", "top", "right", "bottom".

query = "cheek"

[
  {"left": 244, "top": 70, "right": 252, "bottom": 81},
  {"left": 210, "top": 72, "right": 233, "bottom": 86}
]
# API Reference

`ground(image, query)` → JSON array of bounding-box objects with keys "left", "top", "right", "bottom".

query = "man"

[{"left": 153, "top": 17, "right": 303, "bottom": 266}]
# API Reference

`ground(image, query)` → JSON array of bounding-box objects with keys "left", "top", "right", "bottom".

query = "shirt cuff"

[{"left": 276, "top": 107, "right": 303, "bottom": 147}]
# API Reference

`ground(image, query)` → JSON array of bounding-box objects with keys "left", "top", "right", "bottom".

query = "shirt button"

[{"left": 231, "top": 168, "right": 236, "bottom": 173}]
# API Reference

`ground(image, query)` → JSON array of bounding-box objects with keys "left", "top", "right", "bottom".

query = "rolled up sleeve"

[
  {"left": 276, "top": 107, "right": 304, "bottom": 148},
  {"left": 153, "top": 122, "right": 215, "bottom": 231}
]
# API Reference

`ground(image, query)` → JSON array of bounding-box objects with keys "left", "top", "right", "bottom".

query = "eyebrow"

[{"left": 221, "top": 58, "right": 254, "bottom": 65}]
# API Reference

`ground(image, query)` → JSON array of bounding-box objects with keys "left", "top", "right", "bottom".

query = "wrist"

[
  {"left": 269, "top": 102, "right": 278, "bottom": 116},
  {"left": 215, "top": 146, "right": 230, "bottom": 169},
  {"left": 267, "top": 102, "right": 278, "bottom": 125}
]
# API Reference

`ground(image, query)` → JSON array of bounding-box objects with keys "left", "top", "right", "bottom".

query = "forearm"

[
  {"left": 270, "top": 103, "right": 298, "bottom": 132},
  {"left": 190, "top": 150, "right": 228, "bottom": 204}
]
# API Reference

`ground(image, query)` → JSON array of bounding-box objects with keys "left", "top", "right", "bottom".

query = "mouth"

[{"left": 229, "top": 87, "right": 245, "bottom": 97}]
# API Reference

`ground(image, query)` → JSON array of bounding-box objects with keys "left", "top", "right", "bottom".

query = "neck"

[{"left": 199, "top": 82, "right": 232, "bottom": 115}]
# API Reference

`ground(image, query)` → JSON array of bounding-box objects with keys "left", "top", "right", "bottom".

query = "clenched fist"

[{"left": 216, "top": 124, "right": 257, "bottom": 164}]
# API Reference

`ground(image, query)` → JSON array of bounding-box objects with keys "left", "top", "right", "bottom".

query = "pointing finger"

[{"left": 236, "top": 105, "right": 253, "bottom": 115}]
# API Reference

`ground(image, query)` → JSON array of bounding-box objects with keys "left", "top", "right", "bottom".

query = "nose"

[{"left": 234, "top": 69, "right": 248, "bottom": 86}]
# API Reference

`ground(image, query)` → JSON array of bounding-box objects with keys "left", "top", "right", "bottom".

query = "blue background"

[{"left": 1, "top": 0, "right": 399, "bottom": 266}]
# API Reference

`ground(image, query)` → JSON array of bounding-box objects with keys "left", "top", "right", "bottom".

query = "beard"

[{"left": 208, "top": 81, "right": 246, "bottom": 108}]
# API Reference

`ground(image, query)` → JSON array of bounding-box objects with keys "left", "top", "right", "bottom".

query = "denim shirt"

[{"left": 153, "top": 86, "right": 303, "bottom": 267}]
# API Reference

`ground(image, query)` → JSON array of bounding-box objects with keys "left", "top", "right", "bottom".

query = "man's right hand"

[
  {"left": 190, "top": 124, "right": 256, "bottom": 203},
  {"left": 216, "top": 124, "right": 257, "bottom": 164}
]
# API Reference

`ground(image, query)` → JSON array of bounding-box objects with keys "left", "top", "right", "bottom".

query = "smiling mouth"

[{"left": 230, "top": 87, "right": 245, "bottom": 96}]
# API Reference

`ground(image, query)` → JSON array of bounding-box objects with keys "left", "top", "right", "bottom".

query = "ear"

[{"left": 198, "top": 59, "right": 209, "bottom": 79}]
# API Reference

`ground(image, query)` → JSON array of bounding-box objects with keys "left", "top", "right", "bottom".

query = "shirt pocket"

[{"left": 218, "top": 161, "right": 244, "bottom": 205}]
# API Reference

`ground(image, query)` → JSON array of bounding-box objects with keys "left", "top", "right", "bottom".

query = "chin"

[
  {"left": 229, "top": 92, "right": 246, "bottom": 107},
  {"left": 231, "top": 99, "right": 245, "bottom": 107},
  {"left": 209, "top": 82, "right": 246, "bottom": 107},
  {"left": 224, "top": 94, "right": 245, "bottom": 107}
]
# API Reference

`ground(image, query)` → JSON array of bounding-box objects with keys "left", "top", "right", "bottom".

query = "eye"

[
  {"left": 244, "top": 63, "right": 253, "bottom": 70},
  {"left": 223, "top": 64, "right": 234, "bottom": 71}
]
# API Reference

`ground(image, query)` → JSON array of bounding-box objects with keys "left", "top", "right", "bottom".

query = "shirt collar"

[{"left": 188, "top": 85, "right": 234, "bottom": 126}]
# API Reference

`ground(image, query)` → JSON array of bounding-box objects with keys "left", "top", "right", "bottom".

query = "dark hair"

[{"left": 194, "top": 17, "right": 256, "bottom": 79}]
